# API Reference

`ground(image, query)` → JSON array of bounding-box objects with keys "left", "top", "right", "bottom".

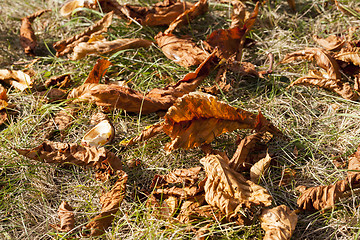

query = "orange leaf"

[
  {"left": 313, "top": 35, "right": 345, "bottom": 51},
  {"left": 85, "top": 59, "right": 112, "bottom": 84},
  {"left": 50, "top": 201, "right": 75, "bottom": 232}
]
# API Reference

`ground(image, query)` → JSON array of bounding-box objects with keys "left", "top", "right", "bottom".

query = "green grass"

[{"left": 1, "top": 0, "right": 360, "bottom": 239}]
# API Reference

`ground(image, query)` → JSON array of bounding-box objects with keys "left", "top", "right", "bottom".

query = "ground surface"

[{"left": 1, "top": 0, "right": 360, "bottom": 239}]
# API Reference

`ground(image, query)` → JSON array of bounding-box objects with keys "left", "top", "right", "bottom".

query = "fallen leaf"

[
  {"left": 155, "top": 32, "right": 208, "bottom": 68},
  {"left": 16, "top": 141, "right": 122, "bottom": 181},
  {"left": 45, "top": 74, "right": 71, "bottom": 89},
  {"left": 0, "top": 85, "right": 8, "bottom": 111},
  {"left": 151, "top": 166, "right": 202, "bottom": 188},
  {"left": 60, "top": 0, "right": 96, "bottom": 17},
  {"left": 177, "top": 194, "right": 206, "bottom": 223},
  {"left": 286, "top": 0, "right": 296, "bottom": 11},
  {"left": 164, "top": 0, "right": 208, "bottom": 34},
  {"left": 259, "top": 205, "right": 298, "bottom": 240},
  {"left": 200, "top": 154, "right": 272, "bottom": 222},
  {"left": 250, "top": 152, "right": 271, "bottom": 182},
  {"left": 85, "top": 59, "right": 112, "bottom": 84},
  {"left": 0, "top": 111, "right": 7, "bottom": 126},
  {"left": 72, "top": 38, "right": 153, "bottom": 60},
  {"left": 47, "top": 107, "right": 77, "bottom": 136},
  {"left": 146, "top": 193, "right": 179, "bottom": 220},
  {"left": 53, "top": 11, "right": 113, "bottom": 57},
  {"left": 69, "top": 52, "right": 216, "bottom": 114},
  {"left": 334, "top": 48, "right": 360, "bottom": 66},
  {"left": 278, "top": 168, "right": 297, "bottom": 186},
  {"left": 84, "top": 170, "right": 127, "bottom": 236},
  {"left": 90, "top": 112, "right": 109, "bottom": 125},
  {"left": 20, "top": 9, "right": 51, "bottom": 55},
  {"left": 0, "top": 69, "right": 33, "bottom": 91},
  {"left": 50, "top": 201, "right": 75, "bottom": 232},
  {"left": 288, "top": 69, "right": 359, "bottom": 100},
  {"left": 313, "top": 35, "right": 346, "bottom": 51},
  {"left": 36, "top": 88, "right": 68, "bottom": 102},
  {"left": 230, "top": 0, "right": 246, "bottom": 29}
]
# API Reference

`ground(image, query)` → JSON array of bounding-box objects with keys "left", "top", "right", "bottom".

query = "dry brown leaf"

[
  {"left": 16, "top": 141, "right": 122, "bottom": 181},
  {"left": 60, "top": 0, "right": 97, "bottom": 17},
  {"left": 152, "top": 167, "right": 202, "bottom": 188},
  {"left": 201, "top": 154, "right": 272, "bottom": 222},
  {"left": 0, "top": 85, "right": 8, "bottom": 111},
  {"left": 47, "top": 107, "right": 76, "bottom": 136},
  {"left": 155, "top": 32, "right": 208, "bottom": 68},
  {"left": 45, "top": 74, "right": 71, "bottom": 89},
  {"left": 334, "top": 48, "right": 360, "bottom": 66},
  {"left": 162, "top": 92, "right": 281, "bottom": 151},
  {"left": 123, "top": 123, "right": 163, "bottom": 146},
  {"left": 69, "top": 52, "right": 216, "bottom": 114},
  {"left": 286, "top": 0, "right": 296, "bottom": 11},
  {"left": 85, "top": 59, "right": 112, "bottom": 84},
  {"left": 90, "top": 112, "right": 109, "bottom": 125},
  {"left": 53, "top": 12, "right": 113, "bottom": 57},
  {"left": 0, "top": 69, "right": 33, "bottom": 91},
  {"left": 84, "top": 170, "right": 127, "bottom": 236},
  {"left": 278, "top": 168, "right": 297, "bottom": 186},
  {"left": 281, "top": 48, "right": 342, "bottom": 80},
  {"left": 164, "top": 0, "right": 208, "bottom": 34},
  {"left": 250, "top": 152, "right": 271, "bottom": 182},
  {"left": 177, "top": 194, "right": 206, "bottom": 223},
  {"left": 348, "top": 145, "right": 360, "bottom": 177},
  {"left": 50, "top": 201, "right": 75, "bottom": 232},
  {"left": 20, "top": 9, "right": 50, "bottom": 55},
  {"left": 0, "top": 111, "right": 7, "bottom": 126},
  {"left": 36, "top": 88, "right": 68, "bottom": 102},
  {"left": 72, "top": 38, "right": 153, "bottom": 60},
  {"left": 260, "top": 205, "right": 298, "bottom": 240},
  {"left": 313, "top": 35, "right": 345, "bottom": 51},
  {"left": 146, "top": 194, "right": 179, "bottom": 220},
  {"left": 288, "top": 69, "right": 359, "bottom": 101},
  {"left": 230, "top": 0, "right": 246, "bottom": 29}
]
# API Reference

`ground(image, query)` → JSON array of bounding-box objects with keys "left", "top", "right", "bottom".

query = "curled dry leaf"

[
  {"left": 152, "top": 166, "right": 202, "bottom": 188},
  {"left": 36, "top": 88, "right": 68, "bottom": 102},
  {"left": 50, "top": 201, "right": 75, "bottom": 232},
  {"left": 146, "top": 194, "right": 179, "bottom": 219},
  {"left": 200, "top": 154, "right": 272, "bottom": 223},
  {"left": 45, "top": 74, "right": 71, "bottom": 89},
  {"left": 84, "top": 170, "right": 127, "bottom": 236},
  {"left": 16, "top": 141, "right": 122, "bottom": 181},
  {"left": 81, "top": 119, "right": 115, "bottom": 147},
  {"left": 230, "top": 0, "right": 246, "bottom": 29},
  {"left": 69, "top": 52, "right": 216, "bottom": 114},
  {"left": 250, "top": 152, "right": 271, "bottom": 183},
  {"left": 53, "top": 11, "right": 113, "bottom": 57},
  {"left": 313, "top": 35, "right": 346, "bottom": 51},
  {"left": 155, "top": 32, "right": 208, "bottom": 68},
  {"left": 84, "top": 59, "right": 112, "bottom": 84},
  {"left": 164, "top": 0, "right": 208, "bottom": 34},
  {"left": 20, "top": 9, "right": 50, "bottom": 55},
  {"left": 60, "top": 0, "right": 96, "bottom": 17},
  {"left": 121, "top": 0, "right": 194, "bottom": 26},
  {"left": 72, "top": 38, "right": 153, "bottom": 60},
  {"left": 0, "top": 85, "right": 8, "bottom": 111},
  {"left": 47, "top": 107, "right": 76, "bottom": 137},
  {"left": 0, "top": 69, "right": 33, "bottom": 91},
  {"left": 334, "top": 47, "right": 360, "bottom": 66},
  {"left": 288, "top": 69, "right": 359, "bottom": 101},
  {"left": 260, "top": 205, "right": 298, "bottom": 240}
]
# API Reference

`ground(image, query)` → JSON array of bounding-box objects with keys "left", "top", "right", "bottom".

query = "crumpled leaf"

[
  {"left": 53, "top": 11, "right": 113, "bottom": 57},
  {"left": 230, "top": 0, "right": 246, "bottom": 29},
  {"left": 260, "top": 205, "right": 298, "bottom": 240},
  {"left": 45, "top": 74, "right": 71, "bottom": 89},
  {"left": 177, "top": 194, "right": 206, "bottom": 223},
  {"left": 36, "top": 88, "right": 68, "bottom": 102},
  {"left": 121, "top": 0, "right": 194, "bottom": 26},
  {"left": 155, "top": 32, "right": 208, "bottom": 68},
  {"left": 0, "top": 85, "right": 8, "bottom": 111},
  {"left": 250, "top": 152, "right": 271, "bottom": 182},
  {"left": 162, "top": 92, "right": 281, "bottom": 151},
  {"left": 50, "top": 201, "right": 75, "bottom": 232},
  {"left": 281, "top": 48, "right": 342, "bottom": 80},
  {"left": 69, "top": 52, "right": 216, "bottom": 114},
  {"left": 0, "top": 69, "right": 33, "bottom": 91},
  {"left": 85, "top": 59, "right": 112, "bottom": 84},
  {"left": 288, "top": 69, "right": 359, "bottom": 101},
  {"left": 164, "top": 0, "right": 208, "bottom": 34},
  {"left": 146, "top": 194, "right": 179, "bottom": 219},
  {"left": 313, "top": 35, "right": 346, "bottom": 51},
  {"left": 84, "top": 170, "right": 127, "bottom": 236},
  {"left": 297, "top": 144, "right": 360, "bottom": 211},
  {"left": 20, "top": 9, "right": 50, "bottom": 55},
  {"left": 200, "top": 153, "right": 272, "bottom": 222},
  {"left": 72, "top": 38, "right": 153, "bottom": 60},
  {"left": 205, "top": 2, "right": 259, "bottom": 59},
  {"left": 16, "top": 141, "right": 122, "bottom": 181},
  {"left": 334, "top": 47, "right": 360, "bottom": 66},
  {"left": 60, "top": 0, "right": 96, "bottom": 17},
  {"left": 46, "top": 107, "right": 77, "bottom": 139},
  {"left": 152, "top": 166, "right": 202, "bottom": 188}
]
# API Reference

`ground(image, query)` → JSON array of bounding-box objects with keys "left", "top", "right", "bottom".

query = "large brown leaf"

[
  {"left": 53, "top": 12, "right": 113, "bottom": 57},
  {"left": 281, "top": 48, "right": 342, "bottom": 80},
  {"left": 313, "top": 35, "right": 345, "bottom": 51},
  {"left": 155, "top": 32, "right": 208, "bottom": 68},
  {"left": 69, "top": 52, "right": 216, "bottom": 114},
  {"left": 0, "top": 69, "right": 33, "bottom": 91},
  {"left": 200, "top": 154, "right": 272, "bottom": 222},
  {"left": 50, "top": 201, "right": 75, "bottom": 232},
  {"left": 84, "top": 170, "right": 127, "bottom": 236},
  {"left": 288, "top": 69, "right": 359, "bottom": 100},
  {"left": 259, "top": 205, "right": 298, "bottom": 240},
  {"left": 164, "top": 0, "right": 208, "bottom": 34},
  {"left": 20, "top": 9, "right": 50, "bottom": 55},
  {"left": 72, "top": 38, "right": 153, "bottom": 60},
  {"left": 16, "top": 141, "right": 122, "bottom": 180}
]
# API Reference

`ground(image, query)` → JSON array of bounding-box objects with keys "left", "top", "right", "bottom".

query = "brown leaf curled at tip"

[
  {"left": 313, "top": 35, "right": 345, "bottom": 51},
  {"left": 20, "top": 9, "right": 51, "bottom": 55},
  {"left": 155, "top": 32, "right": 208, "bottom": 68},
  {"left": 164, "top": 0, "right": 208, "bottom": 34},
  {"left": 334, "top": 48, "right": 360, "bottom": 67},
  {"left": 50, "top": 201, "right": 75, "bottom": 232},
  {"left": 260, "top": 205, "right": 298, "bottom": 240},
  {"left": 0, "top": 69, "right": 33, "bottom": 91},
  {"left": 16, "top": 141, "right": 122, "bottom": 180},
  {"left": 250, "top": 152, "right": 271, "bottom": 182},
  {"left": 72, "top": 38, "right": 153, "bottom": 60},
  {"left": 201, "top": 154, "right": 272, "bottom": 222},
  {"left": 85, "top": 59, "right": 112, "bottom": 84},
  {"left": 53, "top": 11, "right": 113, "bottom": 57},
  {"left": 84, "top": 171, "right": 127, "bottom": 236}
]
